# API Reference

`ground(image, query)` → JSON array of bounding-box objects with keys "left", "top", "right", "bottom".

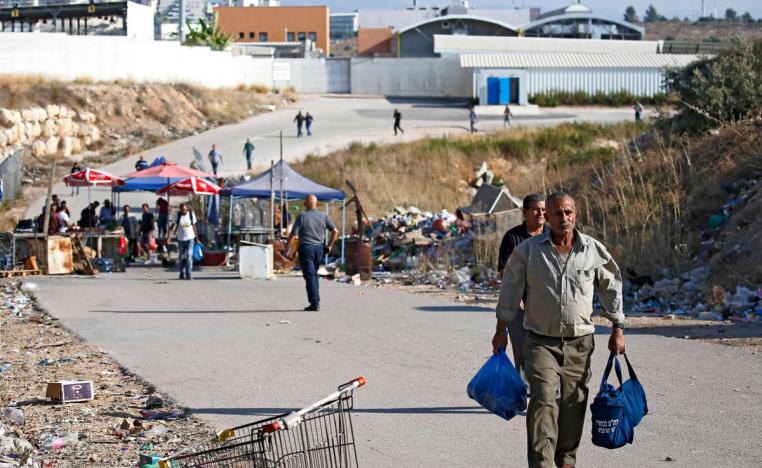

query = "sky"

[{"left": 282, "top": 0, "right": 762, "bottom": 19}]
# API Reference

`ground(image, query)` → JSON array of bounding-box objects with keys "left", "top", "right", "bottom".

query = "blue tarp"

[
  {"left": 113, "top": 177, "right": 183, "bottom": 192},
  {"left": 220, "top": 160, "right": 345, "bottom": 201}
]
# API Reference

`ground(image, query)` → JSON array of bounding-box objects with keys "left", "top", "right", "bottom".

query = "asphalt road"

[
  {"left": 32, "top": 269, "right": 762, "bottom": 467},
  {"left": 27, "top": 97, "right": 635, "bottom": 219}
]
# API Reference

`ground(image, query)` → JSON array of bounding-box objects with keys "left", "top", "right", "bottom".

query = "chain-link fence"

[{"left": 0, "top": 149, "right": 24, "bottom": 205}]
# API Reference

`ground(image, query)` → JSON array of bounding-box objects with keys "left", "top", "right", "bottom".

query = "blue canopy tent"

[{"left": 220, "top": 160, "right": 347, "bottom": 263}]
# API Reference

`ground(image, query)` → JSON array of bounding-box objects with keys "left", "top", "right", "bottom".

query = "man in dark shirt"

[
  {"left": 493, "top": 193, "right": 547, "bottom": 373},
  {"left": 139, "top": 203, "right": 155, "bottom": 259},
  {"left": 120, "top": 205, "right": 139, "bottom": 263},
  {"left": 293, "top": 111, "right": 305, "bottom": 138},
  {"left": 393, "top": 109, "right": 403, "bottom": 135}
]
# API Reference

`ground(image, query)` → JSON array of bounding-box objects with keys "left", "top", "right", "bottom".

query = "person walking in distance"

[
  {"left": 119, "top": 205, "right": 139, "bottom": 263},
  {"left": 633, "top": 101, "right": 643, "bottom": 122},
  {"left": 503, "top": 104, "right": 513, "bottom": 128},
  {"left": 494, "top": 193, "right": 548, "bottom": 380},
  {"left": 294, "top": 111, "right": 305, "bottom": 138},
  {"left": 156, "top": 197, "right": 169, "bottom": 239},
  {"left": 69, "top": 162, "right": 81, "bottom": 196},
  {"left": 286, "top": 195, "right": 339, "bottom": 311},
  {"left": 469, "top": 107, "right": 478, "bottom": 133},
  {"left": 139, "top": 203, "right": 156, "bottom": 259},
  {"left": 305, "top": 112, "right": 314, "bottom": 137},
  {"left": 169, "top": 203, "right": 198, "bottom": 280},
  {"left": 493, "top": 192, "right": 625, "bottom": 468},
  {"left": 242, "top": 139, "right": 256, "bottom": 170},
  {"left": 208, "top": 145, "right": 223, "bottom": 175},
  {"left": 393, "top": 109, "right": 404, "bottom": 135},
  {"left": 135, "top": 155, "right": 149, "bottom": 171}
]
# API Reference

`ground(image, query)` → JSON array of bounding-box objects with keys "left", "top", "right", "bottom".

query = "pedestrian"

[
  {"left": 69, "top": 162, "right": 81, "bottom": 196},
  {"left": 156, "top": 197, "right": 169, "bottom": 239},
  {"left": 45, "top": 204, "right": 60, "bottom": 235},
  {"left": 208, "top": 145, "right": 223, "bottom": 175},
  {"left": 503, "top": 104, "right": 513, "bottom": 128},
  {"left": 634, "top": 101, "right": 643, "bottom": 122},
  {"left": 285, "top": 194, "right": 339, "bottom": 311},
  {"left": 169, "top": 203, "right": 198, "bottom": 280},
  {"left": 139, "top": 203, "right": 155, "bottom": 259},
  {"left": 494, "top": 193, "right": 548, "bottom": 378},
  {"left": 59, "top": 200, "right": 70, "bottom": 217},
  {"left": 56, "top": 204, "right": 70, "bottom": 233},
  {"left": 293, "top": 111, "right": 305, "bottom": 138},
  {"left": 98, "top": 200, "right": 115, "bottom": 227},
  {"left": 493, "top": 192, "right": 625, "bottom": 468},
  {"left": 469, "top": 107, "right": 478, "bottom": 133},
  {"left": 79, "top": 201, "right": 99, "bottom": 228},
  {"left": 305, "top": 112, "right": 314, "bottom": 137},
  {"left": 393, "top": 109, "right": 404, "bottom": 135},
  {"left": 135, "top": 155, "right": 149, "bottom": 171},
  {"left": 242, "top": 139, "right": 256, "bottom": 170},
  {"left": 119, "top": 205, "right": 139, "bottom": 263}
]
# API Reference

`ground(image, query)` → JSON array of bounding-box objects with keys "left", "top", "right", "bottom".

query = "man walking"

[
  {"left": 120, "top": 205, "right": 139, "bottom": 263},
  {"left": 294, "top": 111, "right": 306, "bottom": 138},
  {"left": 493, "top": 192, "right": 625, "bottom": 468},
  {"left": 503, "top": 104, "right": 513, "bottom": 128},
  {"left": 469, "top": 107, "right": 478, "bottom": 133},
  {"left": 633, "top": 101, "right": 643, "bottom": 122},
  {"left": 169, "top": 203, "right": 198, "bottom": 280},
  {"left": 494, "top": 193, "right": 547, "bottom": 377},
  {"left": 139, "top": 203, "right": 155, "bottom": 259},
  {"left": 305, "top": 112, "right": 314, "bottom": 137},
  {"left": 135, "top": 155, "right": 149, "bottom": 171},
  {"left": 242, "top": 139, "right": 256, "bottom": 170},
  {"left": 208, "top": 145, "right": 223, "bottom": 175},
  {"left": 156, "top": 197, "right": 169, "bottom": 239},
  {"left": 286, "top": 195, "right": 339, "bottom": 311},
  {"left": 393, "top": 109, "right": 404, "bottom": 135}
]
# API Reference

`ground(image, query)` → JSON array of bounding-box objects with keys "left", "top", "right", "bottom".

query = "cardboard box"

[{"left": 46, "top": 380, "right": 94, "bottom": 403}]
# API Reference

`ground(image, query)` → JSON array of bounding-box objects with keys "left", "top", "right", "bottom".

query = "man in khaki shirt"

[{"left": 493, "top": 192, "right": 625, "bottom": 468}]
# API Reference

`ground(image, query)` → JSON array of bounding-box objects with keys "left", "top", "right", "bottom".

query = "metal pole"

[
  {"left": 227, "top": 196, "right": 234, "bottom": 250},
  {"left": 279, "top": 131, "right": 284, "bottom": 233},
  {"left": 42, "top": 154, "right": 58, "bottom": 270},
  {"left": 178, "top": 0, "right": 185, "bottom": 43},
  {"left": 341, "top": 200, "right": 346, "bottom": 265},
  {"left": 269, "top": 160, "right": 275, "bottom": 238}
]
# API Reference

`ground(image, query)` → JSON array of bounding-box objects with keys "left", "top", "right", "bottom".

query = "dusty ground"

[
  {"left": 0, "top": 280, "right": 217, "bottom": 467},
  {"left": 375, "top": 280, "right": 762, "bottom": 352}
]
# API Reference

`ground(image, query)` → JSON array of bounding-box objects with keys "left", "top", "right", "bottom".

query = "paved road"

[
  {"left": 32, "top": 269, "right": 762, "bottom": 467},
  {"left": 27, "top": 97, "right": 635, "bottom": 219}
]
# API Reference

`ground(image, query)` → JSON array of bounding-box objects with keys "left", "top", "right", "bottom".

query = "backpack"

[{"left": 590, "top": 353, "right": 648, "bottom": 449}]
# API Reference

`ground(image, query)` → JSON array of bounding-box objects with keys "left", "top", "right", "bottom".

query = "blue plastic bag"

[
  {"left": 467, "top": 348, "right": 527, "bottom": 421},
  {"left": 192, "top": 243, "right": 204, "bottom": 263},
  {"left": 590, "top": 353, "right": 648, "bottom": 449}
]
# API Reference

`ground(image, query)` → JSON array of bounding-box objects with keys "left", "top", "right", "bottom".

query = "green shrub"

[{"left": 529, "top": 89, "right": 664, "bottom": 107}]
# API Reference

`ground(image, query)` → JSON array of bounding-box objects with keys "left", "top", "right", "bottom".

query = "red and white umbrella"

[
  {"left": 64, "top": 168, "right": 125, "bottom": 187},
  {"left": 156, "top": 176, "right": 220, "bottom": 197}
]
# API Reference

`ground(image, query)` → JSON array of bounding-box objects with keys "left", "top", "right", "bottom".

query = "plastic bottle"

[{"left": 140, "top": 425, "right": 168, "bottom": 439}]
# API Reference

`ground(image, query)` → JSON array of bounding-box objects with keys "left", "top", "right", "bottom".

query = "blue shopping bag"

[
  {"left": 590, "top": 353, "right": 648, "bottom": 449},
  {"left": 192, "top": 243, "right": 204, "bottom": 263},
  {"left": 467, "top": 348, "right": 527, "bottom": 421}
]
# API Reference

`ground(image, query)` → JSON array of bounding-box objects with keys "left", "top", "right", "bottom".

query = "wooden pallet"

[{"left": 0, "top": 269, "right": 43, "bottom": 278}]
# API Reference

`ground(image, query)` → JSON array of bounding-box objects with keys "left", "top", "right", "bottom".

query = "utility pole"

[
  {"left": 41, "top": 154, "right": 57, "bottom": 271},
  {"left": 178, "top": 0, "right": 185, "bottom": 44}
]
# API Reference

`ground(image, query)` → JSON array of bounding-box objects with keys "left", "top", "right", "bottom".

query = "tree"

[
  {"left": 725, "top": 8, "right": 738, "bottom": 21},
  {"left": 624, "top": 6, "right": 639, "bottom": 23},
  {"left": 644, "top": 4, "right": 661, "bottom": 22},
  {"left": 184, "top": 18, "right": 232, "bottom": 51},
  {"left": 741, "top": 12, "right": 754, "bottom": 23}
]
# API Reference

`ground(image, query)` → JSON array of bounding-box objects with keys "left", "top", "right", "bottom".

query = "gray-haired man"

[{"left": 494, "top": 192, "right": 625, "bottom": 468}]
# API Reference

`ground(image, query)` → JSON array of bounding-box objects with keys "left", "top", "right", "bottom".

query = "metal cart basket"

[{"left": 159, "top": 377, "right": 365, "bottom": 468}]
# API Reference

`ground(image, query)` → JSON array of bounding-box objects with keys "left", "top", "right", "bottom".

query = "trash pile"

[{"left": 0, "top": 281, "right": 216, "bottom": 467}]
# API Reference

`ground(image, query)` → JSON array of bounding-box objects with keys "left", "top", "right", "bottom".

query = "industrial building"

[
  {"left": 215, "top": 5, "right": 330, "bottom": 55},
  {"left": 330, "top": 12, "right": 357, "bottom": 40}
]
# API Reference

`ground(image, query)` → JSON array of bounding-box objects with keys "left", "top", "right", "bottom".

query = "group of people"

[
  {"left": 293, "top": 111, "right": 315, "bottom": 138},
  {"left": 36, "top": 194, "right": 120, "bottom": 235},
  {"left": 392, "top": 105, "right": 512, "bottom": 136}
]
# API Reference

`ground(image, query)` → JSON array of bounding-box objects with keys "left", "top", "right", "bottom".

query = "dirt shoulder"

[{"left": 0, "top": 280, "right": 215, "bottom": 467}]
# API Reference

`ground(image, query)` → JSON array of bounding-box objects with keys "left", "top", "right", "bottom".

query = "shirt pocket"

[{"left": 570, "top": 268, "right": 595, "bottom": 303}]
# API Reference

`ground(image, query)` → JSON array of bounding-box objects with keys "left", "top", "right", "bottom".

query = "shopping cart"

[{"left": 159, "top": 377, "right": 366, "bottom": 468}]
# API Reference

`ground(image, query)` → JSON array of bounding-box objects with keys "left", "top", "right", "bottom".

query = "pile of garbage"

[{"left": 0, "top": 281, "right": 216, "bottom": 467}]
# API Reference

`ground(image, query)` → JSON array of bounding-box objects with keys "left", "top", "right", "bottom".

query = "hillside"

[{"left": 638, "top": 20, "right": 761, "bottom": 41}]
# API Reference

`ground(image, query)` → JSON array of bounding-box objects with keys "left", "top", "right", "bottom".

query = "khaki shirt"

[{"left": 496, "top": 230, "right": 624, "bottom": 338}]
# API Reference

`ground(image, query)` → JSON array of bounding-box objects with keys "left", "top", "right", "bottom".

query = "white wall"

[
  {"left": 350, "top": 57, "right": 472, "bottom": 98},
  {"left": 0, "top": 33, "right": 273, "bottom": 89},
  {"left": 126, "top": 1, "right": 155, "bottom": 41}
]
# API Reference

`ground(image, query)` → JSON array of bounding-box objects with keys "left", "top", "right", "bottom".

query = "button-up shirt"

[{"left": 495, "top": 230, "right": 624, "bottom": 338}]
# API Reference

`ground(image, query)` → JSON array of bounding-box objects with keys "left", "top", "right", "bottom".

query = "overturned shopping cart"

[{"left": 159, "top": 377, "right": 366, "bottom": 468}]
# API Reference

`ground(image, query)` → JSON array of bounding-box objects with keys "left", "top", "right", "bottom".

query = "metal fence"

[{"left": 0, "top": 149, "right": 23, "bottom": 205}]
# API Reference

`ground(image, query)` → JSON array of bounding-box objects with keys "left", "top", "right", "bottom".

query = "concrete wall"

[
  {"left": 0, "top": 33, "right": 274, "bottom": 89},
  {"left": 0, "top": 149, "right": 23, "bottom": 204},
  {"left": 126, "top": 1, "right": 155, "bottom": 41},
  {"left": 273, "top": 59, "right": 328, "bottom": 93},
  {"left": 350, "top": 57, "right": 471, "bottom": 98}
]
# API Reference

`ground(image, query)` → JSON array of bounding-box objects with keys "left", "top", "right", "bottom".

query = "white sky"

[{"left": 282, "top": 0, "right": 762, "bottom": 20}]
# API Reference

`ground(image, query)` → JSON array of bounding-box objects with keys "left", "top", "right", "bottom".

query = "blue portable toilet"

[
  {"left": 487, "top": 77, "right": 500, "bottom": 105},
  {"left": 498, "top": 78, "right": 511, "bottom": 104}
]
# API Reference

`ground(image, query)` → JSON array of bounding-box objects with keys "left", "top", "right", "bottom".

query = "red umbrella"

[
  {"left": 122, "top": 162, "right": 215, "bottom": 179},
  {"left": 63, "top": 168, "right": 125, "bottom": 187},
  {"left": 156, "top": 176, "right": 220, "bottom": 197}
]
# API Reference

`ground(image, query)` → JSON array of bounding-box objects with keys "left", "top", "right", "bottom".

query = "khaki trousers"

[{"left": 523, "top": 331, "right": 595, "bottom": 468}]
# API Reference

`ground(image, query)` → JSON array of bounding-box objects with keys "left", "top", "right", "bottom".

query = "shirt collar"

[{"left": 539, "top": 228, "right": 587, "bottom": 251}]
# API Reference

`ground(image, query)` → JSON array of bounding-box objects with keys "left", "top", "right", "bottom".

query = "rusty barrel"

[{"left": 344, "top": 239, "right": 372, "bottom": 280}]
